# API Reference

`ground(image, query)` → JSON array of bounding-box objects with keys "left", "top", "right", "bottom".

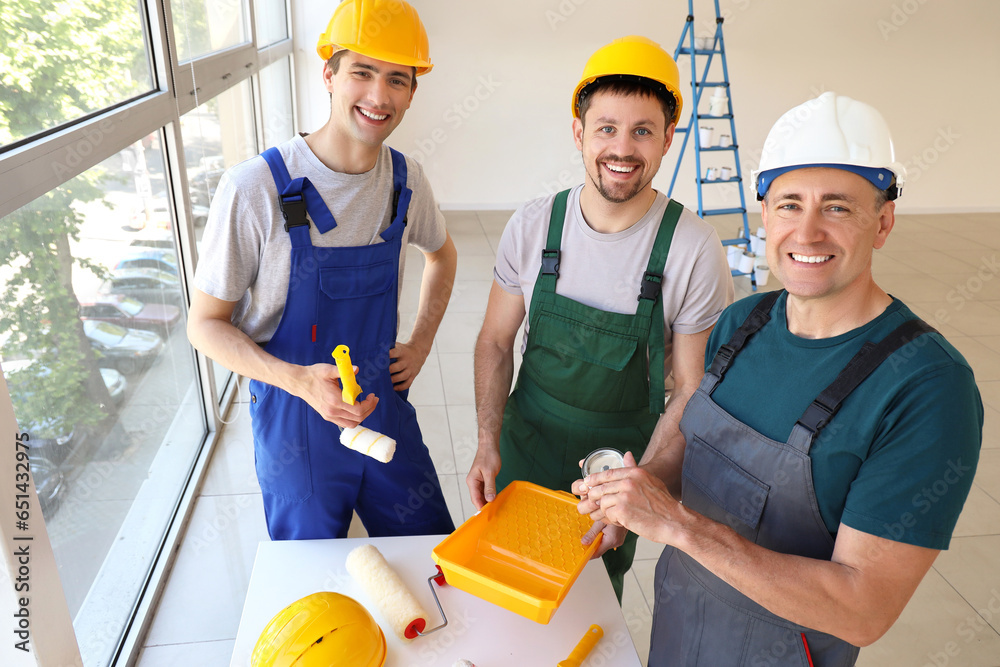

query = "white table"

[{"left": 231, "top": 535, "right": 643, "bottom": 667}]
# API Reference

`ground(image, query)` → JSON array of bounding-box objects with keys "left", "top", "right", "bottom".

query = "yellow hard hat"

[
  {"left": 251, "top": 592, "right": 387, "bottom": 667},
  {"left": 316, "top": 0, "right": 433, "bottom": 75},
  {"left": 572, "top": 35, "right": 684, "bottom": 124}
]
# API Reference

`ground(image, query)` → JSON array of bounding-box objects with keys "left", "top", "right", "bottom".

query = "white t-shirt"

[
  {"left": 494, "top": 185, "right": 734, "bottom": 365},
  {"left": 195, "top": 135, "right": 447, "bottom": 343}
]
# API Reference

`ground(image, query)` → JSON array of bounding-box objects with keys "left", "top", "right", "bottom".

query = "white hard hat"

[{"left": 753, "top": 91, "right": 906, "bottom": 200}]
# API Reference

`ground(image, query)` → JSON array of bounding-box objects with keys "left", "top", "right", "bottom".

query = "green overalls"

[{"left": 495, "top": 189, "right": 681, "bottom": 601}]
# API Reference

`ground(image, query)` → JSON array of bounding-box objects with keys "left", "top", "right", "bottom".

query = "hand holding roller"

[
  {"left": 333, "top": 344, "right": 396, "bottom": 463},
  {"left": 332, "top": 344, "right": 363, "bottom": 405}
]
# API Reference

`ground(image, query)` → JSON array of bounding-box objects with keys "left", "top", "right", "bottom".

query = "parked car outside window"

[
  {"left": 113, "top": 248, "right": 178, "bottom": 276},
  {"left": 99, "top": 268, "right": 184, "bottom": 308},
  {"left": 83, "top": 320, "right": 164, "bottom": 375},
  {"left": 79, "top": 295, "right": 181, "bottom": 333},
  {"left": 2, "top": 358, "right": 127, "bottom": 465}
]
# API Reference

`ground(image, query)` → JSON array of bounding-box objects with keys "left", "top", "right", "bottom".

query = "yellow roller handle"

[
  {"left": 557, "top": 624, "right": 603, "bottom": 667},
  {"left": 332, "top": 345, "right": 363, "bottom": 405}
]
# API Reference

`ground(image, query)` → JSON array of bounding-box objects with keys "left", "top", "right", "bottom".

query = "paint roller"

[
  {"left": 340, "top": 424, "right": 395, "bottom": 463},
  {"left": 346, "top": 543, "right": 430, "bottom": 641},
  {"left": 332, "top": 345, "right": 396, "bottom": 463}
]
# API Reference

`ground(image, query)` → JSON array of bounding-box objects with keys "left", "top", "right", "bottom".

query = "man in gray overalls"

[{"left": 575, "top": 92, "right": 983, "bottom": 666}]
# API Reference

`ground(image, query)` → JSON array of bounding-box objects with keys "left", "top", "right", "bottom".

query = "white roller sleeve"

[
  {"left": 346, "top": 544, "right": 428, "bottom": 641},
  {"left": 340, "top": 425, "right": 396, "bottom": 463}
]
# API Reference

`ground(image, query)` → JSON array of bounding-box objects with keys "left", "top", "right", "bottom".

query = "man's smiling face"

[
  {"left": 325, "top": 51, "right": 416, "bottom": 148},
  {"left": 574, "top": 89, "right": 673, "bottom": 204},
  {"left": 763, "top": 167, "right": 894, "bottom": 302}
]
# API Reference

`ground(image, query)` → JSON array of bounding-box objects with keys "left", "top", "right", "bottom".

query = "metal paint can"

[{"left": 581, "top": 448, "right": 626, "bottom": 477}]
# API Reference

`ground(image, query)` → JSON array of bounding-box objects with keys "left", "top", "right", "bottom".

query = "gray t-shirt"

[
  {"left": 494, "top": 185, "right": 734, "bottom": 368},
  {"left": 195, "top": 135, "right": 447, "bottom": 343}
]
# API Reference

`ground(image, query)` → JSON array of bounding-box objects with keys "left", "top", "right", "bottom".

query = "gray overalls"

[{"left": 651, "top": 290, "right": 934, "bottom": 666}]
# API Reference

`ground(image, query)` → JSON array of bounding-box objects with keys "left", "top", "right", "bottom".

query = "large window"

[
  {"left": 0, "top": 0, "right": 154, "bottom": 148},
  {"left": 183, "top": 80, "right": 258, "bottom": 401},
  {"left": 183, "top": 81, "right": 257, "bottom": 214},
  {"left": 259, "top": 56, "right": 296, "bottom": 150},
  {"left": 0, "top": 141, "right": 205, "bottom": 664},
  {"left": 0, "top": 0, "right": 294, "bottom": 663},
  {"left": 172, "top": 0, "right": 249, "bottom": 62},
  {"left": 255, "top": 0, "right": 289, "bottom": 46}
]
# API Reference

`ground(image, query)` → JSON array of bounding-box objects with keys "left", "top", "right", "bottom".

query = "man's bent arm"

[
  {"left": 187, "top": 288, "right": 375, "bottom": 427},
  {"left": 390, "top": 231, "right": 458, "bottom": 390},
  {"left": 582, "top": 463, "right": 938, "bottom": 646},
  {"left": 678, "top": 519, "right": 938, "bottom": 646},
  {"left": 467, "top": 281, "right": 525, "bottom": 508},
  {"left": 638, "top": 326, "right": 712, "bottom": 496}
]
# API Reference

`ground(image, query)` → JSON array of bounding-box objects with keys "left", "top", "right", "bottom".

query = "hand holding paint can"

[{"left": 581, "top": 448, "right": 626, "bottom": 477}]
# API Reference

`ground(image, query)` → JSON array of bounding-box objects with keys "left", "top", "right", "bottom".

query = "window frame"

[{"left": 0, "top": 0, "right": 295, "bottom": 662}]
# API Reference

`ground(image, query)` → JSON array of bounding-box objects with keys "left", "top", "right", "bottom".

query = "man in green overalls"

[{"left": 467, "top": 36, "right": 734, "bottom": 601}]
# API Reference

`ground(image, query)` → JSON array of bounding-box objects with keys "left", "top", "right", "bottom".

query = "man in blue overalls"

[
  {"left": 576, "top": 92, "right": 983, "bottom": 665},
  {"left": 188, "top": 0, "right": 456, "bottom": 540}
]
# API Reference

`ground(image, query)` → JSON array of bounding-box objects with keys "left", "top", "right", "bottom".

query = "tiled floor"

[{"left": 136, "top": 210, "right": 1000, "bottom": 666}]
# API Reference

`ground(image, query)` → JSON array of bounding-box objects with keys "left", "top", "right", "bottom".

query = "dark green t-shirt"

[{"left": 705, "top": 292, "right": 983, "bottom": 550}]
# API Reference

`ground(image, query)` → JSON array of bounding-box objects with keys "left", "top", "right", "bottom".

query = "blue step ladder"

[{"left": 667, "top": 0, "right": 756, "bottom": 290}]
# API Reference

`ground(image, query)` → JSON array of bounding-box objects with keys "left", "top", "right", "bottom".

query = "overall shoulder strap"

[
  {"left": 527, "top": 189, "right": 570, "bottom": 326},
  {"left": 639, "top": 198, "right": 684, "bottom": 414},
  {"left": 795, "top": 318, "right": 939, "bottom": 436},
  {"left": 261, "top": 147, "right": 292, "bottom": 191},
  {"left": 703, "top": 290, "right": 783, "bottom": 394},
  {"left": 261, "top": 146, "right": 339, "bottom": 243},
  {"left": 537, "top": 189, "right": 570, "bottom": 290},
  {"left": 261, "top": 147, "right": 312, "bottom": 247},
  {"left": 384, "top": 147, "right": 413, "bottom": 241},
  {"left": 637, "top": 198, "right": 683, "bottom": 310}
]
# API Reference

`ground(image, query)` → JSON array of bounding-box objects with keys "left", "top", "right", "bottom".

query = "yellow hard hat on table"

[
  {"left": 572, "top": 35, "right": 684, "bottom": 123},
  {"left": 251, "top": 591, "right": 387, "bottom": 667},
  {"left": 316, "top": 0, "right": 433, "bottom": 75}
]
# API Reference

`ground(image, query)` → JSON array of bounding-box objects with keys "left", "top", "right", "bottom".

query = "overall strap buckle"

[
  {"left": 795, "top": 318, "right": 939, "bottom": 436},
  {"left": 279, "top": 194, "right": 309, "bottom": 232},
  {"left": 797, "top": 399, "right": 837, "bottom": 434},
  {"left": 638, "top": 271, "right": 663, "bottom": 302},
  {"left": 708, "top": 344, "right": 736, "bottom": 379},
  {"left": 541, "top": 249, "right": 560, "bottom": 277}
]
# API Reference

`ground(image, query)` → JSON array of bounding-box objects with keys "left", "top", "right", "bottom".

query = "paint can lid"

[{"left": 581, "top": 448, "right": 626, "bottom": 477}]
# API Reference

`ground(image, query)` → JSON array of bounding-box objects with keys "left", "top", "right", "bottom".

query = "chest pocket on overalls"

[
  {"left": 530, "top": 310, "right": 641, "bottom": 411},
  {"left": 683, "top": 435, "right": 770, "bottom": 542},
  {"left": 318, "top": 260, "right": 396, "bottom": 345}
]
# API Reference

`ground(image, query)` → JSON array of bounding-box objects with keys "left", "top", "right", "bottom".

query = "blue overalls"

[{"left": 248, "top": 146, "right": 455, "bottom": 541}]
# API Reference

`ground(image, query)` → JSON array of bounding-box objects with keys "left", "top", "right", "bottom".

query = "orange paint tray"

[{"left": 432, "top": 480, "right": 600, "bottom": 624}]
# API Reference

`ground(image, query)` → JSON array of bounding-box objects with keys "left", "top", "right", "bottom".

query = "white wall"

[{"left": 292, "top": 0, "right": 999, "bottom": 214}]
